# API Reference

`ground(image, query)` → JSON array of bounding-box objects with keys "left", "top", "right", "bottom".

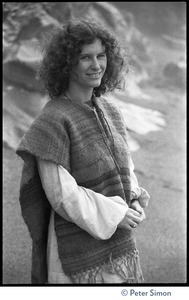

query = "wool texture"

[{"left": 16, "top": 95, "right": 143, "bottom": 284}]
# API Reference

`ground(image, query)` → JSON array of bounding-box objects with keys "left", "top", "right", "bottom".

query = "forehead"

[{"left": 80, "top": 39, "right": 105, "bottom": 54}]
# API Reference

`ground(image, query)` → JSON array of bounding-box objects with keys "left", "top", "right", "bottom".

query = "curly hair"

[{"left": 38, "top": 18, "right": 129, "bottom": 99}]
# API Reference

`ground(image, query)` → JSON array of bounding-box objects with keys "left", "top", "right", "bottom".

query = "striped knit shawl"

[{"left": 16, "top": 96, "right": 137, "bottom": 283}]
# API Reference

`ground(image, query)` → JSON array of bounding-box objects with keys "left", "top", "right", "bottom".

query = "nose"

[{"left": 91, "top": 57, "right": 100, "bottom": 70}]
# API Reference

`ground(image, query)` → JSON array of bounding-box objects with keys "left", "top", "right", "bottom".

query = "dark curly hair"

[{"left": 38, "top": 18, "right": 129, "bottom": 99}]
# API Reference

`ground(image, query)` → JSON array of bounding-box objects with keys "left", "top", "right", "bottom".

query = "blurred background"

[{"left": 3, "top": 2, "right": 186, "bottom": 284}]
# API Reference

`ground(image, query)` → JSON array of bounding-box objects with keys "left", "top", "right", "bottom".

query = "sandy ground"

[
  {"left": 129, "top": 85, "right": 186, "bottom": 284},
  {"left": 3, "top": 80, "right": 186, "bottom": 284}
]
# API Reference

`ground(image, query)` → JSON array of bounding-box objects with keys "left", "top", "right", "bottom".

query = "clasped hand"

[{"left": 118, "top": 200, "right": 146, "bottom": 230}]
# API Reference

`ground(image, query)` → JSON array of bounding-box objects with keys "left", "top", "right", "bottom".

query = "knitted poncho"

[{"left": 16, "top": 96, "right": 143, "bottom": 284}]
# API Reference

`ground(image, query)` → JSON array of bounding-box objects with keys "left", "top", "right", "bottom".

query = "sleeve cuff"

[{"left": 131, "top": 188, "right": 150, "bottom": 208}]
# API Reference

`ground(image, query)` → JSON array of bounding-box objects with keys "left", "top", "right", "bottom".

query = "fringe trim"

[{"left": 69, "top": 249, "right": 144, "bottom": 284}]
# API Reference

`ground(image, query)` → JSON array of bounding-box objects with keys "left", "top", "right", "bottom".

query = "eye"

[
  {"left": 80, "top": 55, "right": 90, "bottom": 60},
  {"left": 98, "top": 53, "right": 106, "bottom": 58}
]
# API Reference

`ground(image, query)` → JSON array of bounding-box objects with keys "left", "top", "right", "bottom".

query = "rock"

[
  {"left": 3, "top": 60, "right": 43, "bottom": 92},
  {"left": 114, "top": 2, "right": 186, "bottom": 38},
  {"left": 3, "top": 2, "right": 150, "bottom": 151},
  {"left": 3, "top": 95, "right": 34, "bottom": 150},
  {"left": 163, "top": 62, "right": 186, "bottom": 89},
  {"left": 3, "top": 84, "right": 48, "bottom": 149},
  {"left": 162, "top": 34, "right": 186, "bottom": 51},
  {"left": 3, "top": 2, "right": 181, "bottom": 152},
  {"left": 3, "top": 2, "right": 151, "bottom": 92}
]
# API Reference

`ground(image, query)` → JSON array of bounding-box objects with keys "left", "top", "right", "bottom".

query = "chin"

[{"left": 90, "top": 80, "right": 102, "bottom": 88}]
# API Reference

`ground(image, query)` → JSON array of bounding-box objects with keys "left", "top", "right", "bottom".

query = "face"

[{"left": 69, "top": 38, "right": 107, "bottom": 91}]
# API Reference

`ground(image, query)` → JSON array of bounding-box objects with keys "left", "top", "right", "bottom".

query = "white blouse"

[{"left": 37, "top": 157, "right": 150, "bottom": 283}]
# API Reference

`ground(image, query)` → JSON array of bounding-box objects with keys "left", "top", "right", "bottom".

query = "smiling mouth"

[{"left": 87, "top": 72, "right": 102, "bottom": 78}]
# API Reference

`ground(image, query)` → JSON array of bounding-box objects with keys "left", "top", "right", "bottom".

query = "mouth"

[{"left": 87, "top": 72, "right": 102, "bottom": 79}]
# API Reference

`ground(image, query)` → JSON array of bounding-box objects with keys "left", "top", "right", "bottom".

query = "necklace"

[{"left": 64, "top": 93, "right": 73, "bottom": 102}]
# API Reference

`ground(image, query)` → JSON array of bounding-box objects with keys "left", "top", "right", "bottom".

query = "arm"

[
  {"left": 117, "top": 107, "right": 150, "bottom": 221},
  {"left": 130, "top": 156, "right": 150, "bottom": 208},
  {"left": 37, "top": 158, "right": 130, "bottom": 240},
  {"left": 129, "top": 156, "right": 150, "bottom": 221}
]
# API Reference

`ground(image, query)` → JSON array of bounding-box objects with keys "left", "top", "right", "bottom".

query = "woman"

[{"left": 16, "top": 19, "right": 150, "bottom": 284}]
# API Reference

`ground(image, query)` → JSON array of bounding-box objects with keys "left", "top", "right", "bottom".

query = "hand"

[
  {"left": 130, "top": 199, "right": 143, "bottom": 213},
  {"left": 118, "top": 208, "right": 144, "bottom": 230},
  {"left": 130, "top": 200, "right": 146, "bottom": 222}
]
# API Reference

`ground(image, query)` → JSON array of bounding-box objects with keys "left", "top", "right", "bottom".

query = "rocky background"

[{"left": 3, "top": 2, "right": 186, "bottom": 284}]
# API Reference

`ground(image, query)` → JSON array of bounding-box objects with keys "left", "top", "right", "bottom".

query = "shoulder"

[
  {"left": 98, "top": 95, "right": 129, "bottom": 132},
  {"left": 27, "top": 97, "right": 79, "bottom": 131},
  {"left": 18, "top": 97, "right": 71, "bottom": 144},
  {"left": 16, "top": 97, "right": 72, "bottom": 164},
  {"left": 40, "top": 97, "right": 73, "bottom": 119},
  {"left": 98, "top": 96, "right": 122, "bottom": 117}
]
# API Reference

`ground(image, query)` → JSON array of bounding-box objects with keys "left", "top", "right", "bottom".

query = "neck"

[{"left": 65, "top": 84, "right": 93, "bottom": 104}]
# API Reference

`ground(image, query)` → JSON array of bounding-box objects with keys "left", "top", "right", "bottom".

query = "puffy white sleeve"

[
  {"left": 37, "top": 158, "right": 129, "bottom": 240},
  {"left": 130, "top": 156, "right": 150, "bottom": 207}
]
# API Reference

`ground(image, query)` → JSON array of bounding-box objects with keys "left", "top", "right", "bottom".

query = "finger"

[
  {"left": 139, "top": 211, "right": 146, "bottom": 221},
  {"left": 130, "top": 209, "right": 141, "bottom": 217},
  {"left": 122, "top": 223, "right": 133, "bottom": 230},
  {"left": 126, "top": 225, "right": 133, "bottom": 230},
  {"left": 130, "top": 222, "right": 137, "bottom": 229},
  {"left": 132, "top": 215, "right": 143, "bottom": 224},
  {"left": 138, "top": 214, "right": 146, "bottom": 222}
]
